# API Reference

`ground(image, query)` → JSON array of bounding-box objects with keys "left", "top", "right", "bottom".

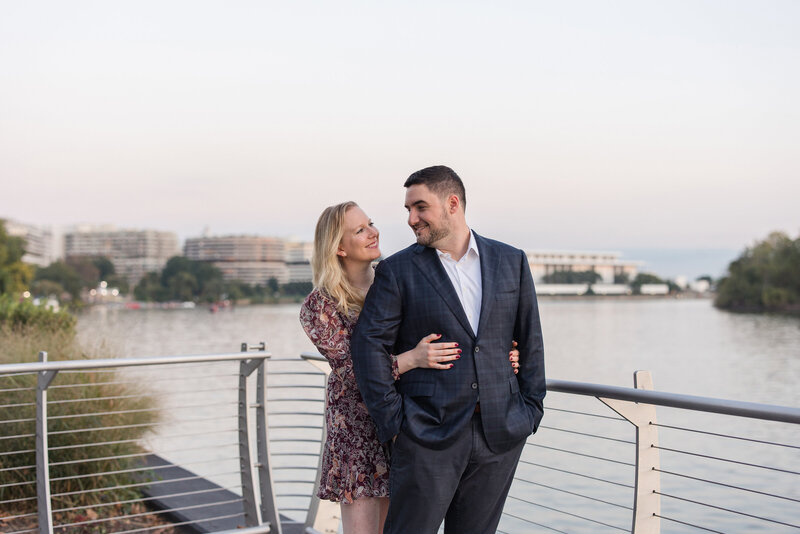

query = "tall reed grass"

[{"left": 0, "top": 320, "right": 161, "bottom": 529}]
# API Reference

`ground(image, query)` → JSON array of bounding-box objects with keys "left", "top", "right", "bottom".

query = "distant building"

[
  {"left": 285, "top": 241, "right": 313, "bottom": 283},
  {"left": 64, "top": 225, "right": 179, "bottom": 286},
  {"left": 4, "top": 220, "right": 57, "bottom": 267},
  {"left": 526, "top": 250, "right": 642, "bottom": 285},
  {"left": 640, "top": 284, "right": 670, "bottom": 295},
  {"left": 184, "top": 235, "right": 313, "bottom": 285}
]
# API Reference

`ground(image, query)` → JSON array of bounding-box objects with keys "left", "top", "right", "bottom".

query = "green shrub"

[
  {"left": 0, "top": 326, "right": 160, "bottom": 526},
  {"left": 0, "top": 295, "right": 76, "bottom": 334}
]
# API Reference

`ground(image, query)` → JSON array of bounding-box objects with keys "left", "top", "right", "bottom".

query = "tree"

[
  {"left": 168, "top": 271, "right": 198, "bottom": 302},
  {"left": 34, "top": 262, "right": 82, "bottom": 301},
  {"left": 631, "top": 272, "right": 664, "bottom": 295},
  {"left": 134, "top": 272, "right": 168, "bottom": 302},
  {"left": 65, "top": 256, "right": 101, "bottom": 290},
  {"left": 282, "top": 281, "right": 313, "bottom": 297},
  {"left": 715, "top": 231, "right": 800, "bottom": 313},
  {"left": 134, "top": 257, "right": 224, "bottom": 302},
  {"left": 267, "top": 277, "right": 280, "bottom": 294},
  {"left": 0, "top": 220, "right": 34, "bottom": 296},
  {"left": 542, "top": 270, "right": 601, "bottom": 284},
  {"left": 92, "top": 256, "right": 116, "bottom": 280},
  {"left": 106, "top": 274, "right": 130, "bottom": 295},
  {"left": 29, "top": 279, "right": 66, "bottom": 300}
]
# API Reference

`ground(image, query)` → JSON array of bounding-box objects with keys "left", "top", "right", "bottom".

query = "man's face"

[{"left": 404, "top": 184, "right": 451, "bottom": 248}]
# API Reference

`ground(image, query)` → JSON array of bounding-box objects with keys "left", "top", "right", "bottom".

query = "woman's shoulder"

[{"left": 301, "top": 287, "right": 338, "bottom": 315}]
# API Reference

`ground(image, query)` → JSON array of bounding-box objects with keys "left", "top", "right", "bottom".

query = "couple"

[{"left": 299, "top": 166, "right": 546, "bottom": 534}]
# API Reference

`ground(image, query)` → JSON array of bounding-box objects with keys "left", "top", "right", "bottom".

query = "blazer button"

[
  {"left": 471, "top": 382, "right": 478, "bottom": 390},
  {"left": 474, "top": 346, "right": 480, "bottom": 353}
]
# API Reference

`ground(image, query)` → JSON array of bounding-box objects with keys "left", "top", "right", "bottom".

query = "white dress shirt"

[{"left": 436, "top": 230, "right": 482, "bottom": 336}]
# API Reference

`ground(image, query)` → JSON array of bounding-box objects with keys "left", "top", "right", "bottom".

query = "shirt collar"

[{"left": 437, "top": 229, "right": 480, "bottom": 261}]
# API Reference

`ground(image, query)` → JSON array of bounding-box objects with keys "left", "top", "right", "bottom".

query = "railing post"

[
  {"left": 598, "top": 370, "right": 661, "bottom": 534},
  {"left": 301, "top": 355, "right": 340, "bottom": 534},
  {"left": 239, "top": 344, "right": 263, "bottom": 527},
  {"left": 36, "top": 351, "right": 58, "bottom": 534},
  {"left": 255, "top": 352, "right": 282, "bottom": 534}
]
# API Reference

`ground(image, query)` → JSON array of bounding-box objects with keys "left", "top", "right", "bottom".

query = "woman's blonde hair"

[{"left": 311, "top": 201, "right": 365, "bottom": 316}]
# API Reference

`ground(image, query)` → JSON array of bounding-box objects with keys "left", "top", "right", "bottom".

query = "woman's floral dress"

[{"left": 299, "top": 288, "right": 400, "bottom": 504}]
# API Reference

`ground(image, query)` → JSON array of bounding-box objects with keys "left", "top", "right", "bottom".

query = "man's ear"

[{"left": 448, "top": 194, "right": 460, "bottom": 213}]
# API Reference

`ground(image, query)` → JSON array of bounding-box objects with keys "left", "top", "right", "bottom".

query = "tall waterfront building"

[
  {"left": 64, "top": 225, "right": 180, "bottom": 286},
  {"left": 4, "top": 219, "right": 57, "bottom": 267},
  {"left": 184, "top": 235, "right": 312, "bottom": 285}
]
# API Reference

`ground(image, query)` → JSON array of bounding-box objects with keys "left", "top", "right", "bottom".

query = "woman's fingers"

[
  {"left": 427, "top": 342, "right": 459, "bottom": 369},
  {"left": 420, "top": 333, "right": 442, "bottom": 344},
  {"left": 509, "top": 341, "right": 520, "bottom": 374}
]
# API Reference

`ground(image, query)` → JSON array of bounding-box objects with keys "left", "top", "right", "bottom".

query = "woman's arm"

[
  {"left": 395, "top": 333, "right": 460, "bottom": 374},
  {"left": 395, "top": 335, "right": 520, "bottom": 375}
]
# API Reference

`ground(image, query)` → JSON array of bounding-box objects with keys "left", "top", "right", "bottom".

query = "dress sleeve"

[
  {"left": 299, "top": 290, "right": 351, "bottom": 365},
  {"left": 389, "top": 354, "right": 400, "bottom": 381}
]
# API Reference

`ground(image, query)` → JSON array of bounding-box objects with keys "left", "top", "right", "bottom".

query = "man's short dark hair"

[{"left": 404, "top": 165, "right": 467, "bottom": 211}]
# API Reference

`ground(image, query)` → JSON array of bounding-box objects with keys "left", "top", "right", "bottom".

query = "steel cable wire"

[
  {"left": 514, "top": 476, "right": 632, "bottom": 510},
  {"left": 656, "top": 468, "right": 800, "bottom": 503},
  {"left": 656, "top": 491, "right": 800, "bottom": 529},
  {"left": 654, "top": 445, "right": 800, "bottom": 475},
  {"left": 526, "top": 443, "right": 635, "bottom": 467},
  {"left": 53, "top": 497, "right": 244, "bottom": 530},
  {"left": 506, "top": 494, "right": 628, "bottom": 532},
  {"left": 518, "top": 459, "right": 634, "bottom": 489},
  {"left": 652, "top": 422, "right": 800, "bottom": 449},
  {"left": 538, "top": 424, "right": 635, "bottom": 444},
  {"left": 654, "top": 514, "right": 725, "bottom": 533},
  {"left": 499, "top": 512, "right": 570, "bottom": 534}
]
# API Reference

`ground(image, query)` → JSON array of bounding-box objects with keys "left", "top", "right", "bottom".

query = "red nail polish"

[
  {"left": 454, "top": 343, "right": 459, "bottom": 347},
  {"left": 457, "top": 349, "right": 462, "bottom": 354},
  {"left": 456, "top": 355, "right": 461, "bottom": 359},
  {"left": 449, "top": 364, "right": 454, "bottom": 368}
]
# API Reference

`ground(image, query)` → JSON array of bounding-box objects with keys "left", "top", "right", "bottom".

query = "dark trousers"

[{"left": 384, "top": 413, "right": 526, "bottom": 534}]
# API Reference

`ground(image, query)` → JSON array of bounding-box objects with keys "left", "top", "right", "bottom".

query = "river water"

[{"left": 75, "top": 298, "right": 800, "bottom": 533}]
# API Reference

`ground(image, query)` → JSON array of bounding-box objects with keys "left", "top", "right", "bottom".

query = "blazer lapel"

[
  {"left": 411, "top": 245, "right": 476, "bottom": 339},
  {"left": 475, "top": 232, "right": 500, "bottom": 339}
]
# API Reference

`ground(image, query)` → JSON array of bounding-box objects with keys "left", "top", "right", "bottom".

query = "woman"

[{"left": 299, "top": 201, "right": 520, "bottom": 534}]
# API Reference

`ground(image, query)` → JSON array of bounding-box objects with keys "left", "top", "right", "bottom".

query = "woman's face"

[{"left": 338, "top": 206, "right": 381, "bottom": 263}]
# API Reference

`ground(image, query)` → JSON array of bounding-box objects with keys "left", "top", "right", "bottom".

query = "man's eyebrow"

[{"left": 404, "top": 200, "right": 428, "bottom": 209}]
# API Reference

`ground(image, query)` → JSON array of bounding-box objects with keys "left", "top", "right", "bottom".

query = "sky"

[{"left": 1, "top": 1, "right": 798, "bottom": 279}]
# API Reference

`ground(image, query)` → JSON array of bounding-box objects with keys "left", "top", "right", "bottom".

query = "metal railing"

[
  {"left": 0, "top": 343, "right": 280, "bottom": 534},
  {"left": 2, "top": 347, "right": 798, "bottom": 533},
  {"left": 299, "top": 351, "right": 800, "bottom": 534}
]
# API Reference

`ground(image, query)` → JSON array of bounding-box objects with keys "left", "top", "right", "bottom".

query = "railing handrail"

[
  {"left": 0, "top": 351, "right": 271, "bottom": 374},
  {"left": 548, "top": 378, "right": 800, "bottom": 424},
  {"left": 301, "top": 351, "right": 800, "bottom": 424}
]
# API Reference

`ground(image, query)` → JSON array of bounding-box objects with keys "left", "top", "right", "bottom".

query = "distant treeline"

[
  {"left": 0, "top": 221, "right": 312, "bottom": 304},
  {"left": 133, "top": 256, "right": 312, "bottom": 303},
  {"left": 715, "top": 231, "right": 800, "bottom": 314}
]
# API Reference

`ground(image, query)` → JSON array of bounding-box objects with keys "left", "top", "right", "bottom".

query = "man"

[{"left": 351, "top": 165, "right": 546, "bottom": 533}]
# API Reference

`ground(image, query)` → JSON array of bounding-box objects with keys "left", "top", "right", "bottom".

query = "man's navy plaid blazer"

[{"left": 351, "top": 231, "right": 546, "bottom": 454}]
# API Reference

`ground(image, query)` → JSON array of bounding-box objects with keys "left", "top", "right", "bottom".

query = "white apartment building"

[
  {"left": 184, "top": 235, "right": 313, "bottom": 285},
  {"left": 285, "top": 241, "right": 313, "bottom": 283},
  {"left": 525, "top": 250, "right": 641, "bottom": 285},
  {"left": 4, "top": 220, "right": 57, "bottom": 267},
  {"left": 64, "top": 225, "right": 180, "bottom": 286}
]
